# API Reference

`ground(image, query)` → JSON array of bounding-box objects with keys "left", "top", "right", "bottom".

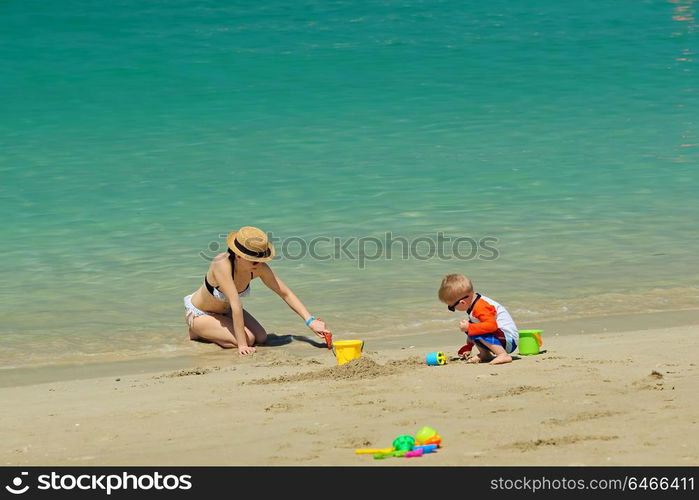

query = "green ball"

[
  {"left": 415, "top": 426, "right": 437, "bottom": 443},
  {"left": 392, "top": 435, "right": 416, "bottom": 451}
]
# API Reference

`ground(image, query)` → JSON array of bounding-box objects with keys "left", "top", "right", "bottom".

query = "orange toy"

[{"left": 423, "top": 435, "right": 442, "bottom": 447}]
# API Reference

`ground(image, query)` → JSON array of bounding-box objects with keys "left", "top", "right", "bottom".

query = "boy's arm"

[{"left": 465, "top": 300, "right": 498, "bottom": 336}]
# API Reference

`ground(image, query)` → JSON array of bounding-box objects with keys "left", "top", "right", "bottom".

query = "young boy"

[{"left": 438, "top": 274, "right": 518, "bottom": 365}]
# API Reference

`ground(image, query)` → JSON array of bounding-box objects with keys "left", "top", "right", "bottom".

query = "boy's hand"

[
  {"left": 459, "top": 319, "right": 470, "bottom": 332},
  {"left": 458, "top": 342, "right": 474, "bottom": 358}
]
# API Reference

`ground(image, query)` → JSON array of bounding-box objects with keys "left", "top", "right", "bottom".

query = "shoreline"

[
  {"left": 3, "top": 285, "right": 698, "bottom": 375},
  {"left": 3, "top": 307, "right": 699, "bottom": 389}
]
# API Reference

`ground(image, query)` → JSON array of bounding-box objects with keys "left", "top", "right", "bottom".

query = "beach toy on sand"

[
  {"left": 333, "top": 340, "right": 364, "bottom": 366},
  {"left": 518, "top": 330, "right": 543, "bottom": 355},
  {"left": 361, "top": 428, "right": 442, "bottom": 459},
  {"left": 425, "top": 351, "right": 447, "bottom": 366},
  {"left": 415, "top": 426, "right": 442, "bottom": 447},
  {"left": 404, "top": 448, "right": 424, "bottom": 458},
  {"left": 392, "top": 435, "right": 416, "bottom": 451},
  {"left": 423, "top": 435, "right": 442, "bottom": 447},
  {"left": 413, "top": 444, "right": 438, "bottom": 454},
  {"left": 373, "top": 450, "right": 406, "bottom": 459},
  {"left": 423, "top": 434, "right": 442, "bottom": 448},
  {"left": 415, "top": 426, "right": 438, "bottom": 444},
  {"left": 355, "top": 448, "right": 393, "bottom": 455}
]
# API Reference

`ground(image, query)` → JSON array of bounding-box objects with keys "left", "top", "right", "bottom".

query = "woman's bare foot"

[{"left": 489, "top": 353, "right": 513, "bottom": 365}]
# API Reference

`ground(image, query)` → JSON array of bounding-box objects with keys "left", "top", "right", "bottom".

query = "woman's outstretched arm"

[{"left": 257, "top": 264, "right": 331, "bottom": 338}]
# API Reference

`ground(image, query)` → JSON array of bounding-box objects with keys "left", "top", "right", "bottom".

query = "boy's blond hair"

[{"left": 438, "top": 274, "right": 473, "bottom": 303}]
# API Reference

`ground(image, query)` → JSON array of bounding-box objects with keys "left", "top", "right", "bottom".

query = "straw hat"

[{"left": 227, "top": 226, "right": 275, "bottom": 262}]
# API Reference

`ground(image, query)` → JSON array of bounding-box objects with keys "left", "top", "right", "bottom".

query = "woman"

[{"left": 184, "top": 226, "right": 332, "bottom": 355}]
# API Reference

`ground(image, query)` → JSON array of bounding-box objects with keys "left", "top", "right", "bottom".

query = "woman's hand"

[
  {"left": 308, "top": 318, "right": 331, "bottom": 338},
  {"left": 238, "top": 345, "right": 256, "bottom": 356}
]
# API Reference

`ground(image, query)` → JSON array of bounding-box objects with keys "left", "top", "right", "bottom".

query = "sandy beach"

[
  {"left": 2, "top": 312, "right": 698, "bottom": 467},
  {"left": 5, "top": 0, "right": 699, "bottom": 477}
]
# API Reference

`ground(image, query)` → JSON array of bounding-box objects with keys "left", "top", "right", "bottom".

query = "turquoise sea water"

[{"left": 1, "top": 0, "right": 698, "bottom": 368}]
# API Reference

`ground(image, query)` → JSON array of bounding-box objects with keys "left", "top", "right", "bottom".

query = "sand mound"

[
  {"left": 246, "top": 356, "right": 422, "bottom": 385},
  {"left": 253, "top": 350, "right": 325, "bottom": 368},
  {"left": 632, "top": 370, "right": 666, "bottom": 391}
]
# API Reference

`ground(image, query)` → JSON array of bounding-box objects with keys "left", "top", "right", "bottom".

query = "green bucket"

[{"left": 518, "top": 330, "right": 543, "bottom": 355}]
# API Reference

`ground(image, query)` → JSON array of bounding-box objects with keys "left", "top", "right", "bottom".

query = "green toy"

[
  {"left": 392, "top": 435, "right": 416, "bottom": 451},
  {"left": 373, "top": 450, "right": 407, "bottom": 459},
  {"left": 518, "top": 330, "right": 543, "bottom": 355}
]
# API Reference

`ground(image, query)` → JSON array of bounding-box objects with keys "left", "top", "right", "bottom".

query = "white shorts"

[{"left": 183, "top": 294, "right": 226, "bottom": 328}]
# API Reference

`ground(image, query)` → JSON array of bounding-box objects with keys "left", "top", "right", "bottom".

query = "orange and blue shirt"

[{"left": 462, "top": 293, "right": 519, "bottom": 354}]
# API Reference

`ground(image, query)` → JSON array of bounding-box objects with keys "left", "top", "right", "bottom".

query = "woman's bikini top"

[{"left": 204, "top": 252, "right": 252, "bottom": 303}]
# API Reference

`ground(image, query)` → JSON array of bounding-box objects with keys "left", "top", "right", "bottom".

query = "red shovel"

[{"left": 323, "top": 332, "right": 333, "bottom": 350}]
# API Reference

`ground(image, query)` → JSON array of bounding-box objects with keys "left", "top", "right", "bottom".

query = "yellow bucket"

[{"left": 333, "top": 340, "right": 364, "bottom": 365}]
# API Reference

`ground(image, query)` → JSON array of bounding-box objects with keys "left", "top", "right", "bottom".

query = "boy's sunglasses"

[{"left": 448, "top": 294, "right": 471, "bottom": 312}]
